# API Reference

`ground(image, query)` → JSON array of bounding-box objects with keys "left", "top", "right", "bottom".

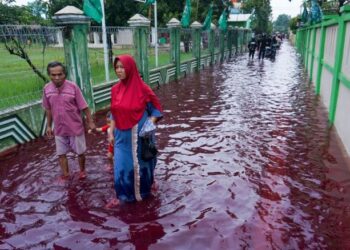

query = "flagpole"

[
  {"left": 154, "top": 0, "right": 158, "bottom": 67},
  {"left": 101, "top": 0, "right": 110, "bottom": 82}
]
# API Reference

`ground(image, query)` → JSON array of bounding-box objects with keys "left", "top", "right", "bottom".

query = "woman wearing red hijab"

[{"left": 108, "top": 55, "right": 163, "bottom": 205}]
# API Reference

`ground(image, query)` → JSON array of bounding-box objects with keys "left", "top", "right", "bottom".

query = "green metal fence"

[
  {"left": 0, "top": 13, "right": 251, "bottom": 153},
  {"left": 180, "top": 28, "right": 194, "bottom": 62},
  {"left": 89, "top": 26, "right": 136, "bottom": 84},
  {"left": 0, "top": 25, "right": 65, "bottom": 111},
  {"left": 300, "top": 4, "right": 350, "bottom": 155}
]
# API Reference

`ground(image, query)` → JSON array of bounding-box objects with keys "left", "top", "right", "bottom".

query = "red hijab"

[{"left": 110, "top": 55, "right": 162, "bottom": 130}]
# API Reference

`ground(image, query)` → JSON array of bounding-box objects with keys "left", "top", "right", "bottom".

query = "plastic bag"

[{"left": 139, "top": 118, "right": 156, "bottom": 137}]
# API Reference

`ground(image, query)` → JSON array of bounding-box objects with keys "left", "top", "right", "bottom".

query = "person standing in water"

[
  {"left": 107, "top": 55, "right": 163, "bottom": 207},
  {"left": 42, "top": 61, "right": 96, "bottom": 181}
]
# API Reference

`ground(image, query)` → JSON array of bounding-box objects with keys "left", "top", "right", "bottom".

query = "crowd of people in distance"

[{"left": 248, "top": 33, "right": 286, "bottom": 60}]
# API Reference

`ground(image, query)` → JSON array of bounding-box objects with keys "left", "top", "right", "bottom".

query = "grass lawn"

[{"left": 0, "top": 44, "right": 196, "bottom": 110}]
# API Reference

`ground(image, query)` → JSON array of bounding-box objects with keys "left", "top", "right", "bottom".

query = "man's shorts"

[{"left": 55, "top": 134, "right": 86, "bottom": 156}]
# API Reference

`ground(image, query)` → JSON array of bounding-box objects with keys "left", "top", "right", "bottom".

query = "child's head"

[{"left": 106, "top": 111, "right": 112, "bottom": 124}]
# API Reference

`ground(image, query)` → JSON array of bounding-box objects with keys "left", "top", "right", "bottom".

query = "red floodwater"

[{"left": 1, "top": 42, "right": 350, "bottom": 249}]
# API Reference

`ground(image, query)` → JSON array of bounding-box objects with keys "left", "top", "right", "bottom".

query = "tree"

[
  {"left": 4, "top": 38, "right": 49, "bottom": 83},
  {"left": 289, "top": 15, "right": 299, "bottom": 34},
  {"left": 0, "top": 2, "right": 48, "bottom": 25},
  {"left": 47, "top": 0, "right": 82, "bottom": 18},
  {"left": 273, "top": 14, "right": 291, "bottom": 33},
  {"left": 44, "top": 0, "right": 226, "bottom": 27},
  {"left": 241, "top": 0, "right": 272, "bottom": 34},
  {"left": 28, "top": 0, "right": 49, "bottom": 19}
]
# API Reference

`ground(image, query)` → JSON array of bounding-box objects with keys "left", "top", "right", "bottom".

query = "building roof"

[{"left": 228, "top": 14, "right": 251, "bottom": 22}]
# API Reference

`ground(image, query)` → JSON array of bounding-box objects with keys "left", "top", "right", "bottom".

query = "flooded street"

[{"left": 2, "top": 41, "right": 350, "bottom": 249}]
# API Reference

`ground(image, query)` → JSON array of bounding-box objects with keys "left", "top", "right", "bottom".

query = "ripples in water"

[{"left": 1, "top": 41, "right": 350, "bottom": 249}]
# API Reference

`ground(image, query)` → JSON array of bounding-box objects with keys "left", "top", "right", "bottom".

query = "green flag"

[
  {"left": 181, "top": 0, "right": 191, "bottom": 28},
  {"left": 83, "top": 0, "right": 102, "bottom": 23},
  {"left": 202, "top": 4, "right": 213, "bottom": 31},
  {"left": 218, "top": 8, "right": 228, "bottom": 31},
  {"left": 145, "top": 0, "right": 156, "bottom": 4},
  {"left": 301, "top": 2, "right": 308, "bottom": 24}
]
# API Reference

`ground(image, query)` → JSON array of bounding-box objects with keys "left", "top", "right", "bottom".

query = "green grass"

[
  {"left": 0, "top": 45, "right": 135, "bottom": 110},
  {"left": 0, "top": 44, "right": 196, "bottom": 110},
  {"left": 148, "top": 47, "right": 195, "bottom": 69}
]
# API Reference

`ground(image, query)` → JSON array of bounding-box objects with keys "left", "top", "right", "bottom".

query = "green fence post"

[
  {"left": 240, "top": 28, "right": 244, "bottom": 53},
  {"left": 191, "top": 21, "right": 202, "bottom": 71},
  {"left": 315, "top": 23, "right": 326, "bottom": 95},
  {"left": 238, "top": 27, "right": 243, "bottom": 53},
  {"left": 303, "top": 29, "right": 307, "bottom": 59},
  {"left": 299, "top": 29, "right": 305, "bottom": 60},
  {"left": 296, "top": 29, "right": 301, "bottom": 55},
  {"left": 309, "top": 27, "right": 317, "bottom": 82},
  {"left": 128, "top": 14, "right": 150, "bottom": 84},
  {"left": 237, "top": 28, "right": 241, "bottom": 53},
  {"left": 296, "top": 29, "right": 300, "bottom": 53},
  {"left": 227, "top": 26, "right": 233, "bottom": 58},
  {"left": 305, "top": 28, "right": 311, "bottom": 68},
  {"left": 242, "top": 29, "right": 247, "bottom": 52},
  {"left": 209, "top": 23, "right": 216, "bottom": 65},
  {"left": 233, "top": 27, "right": 238, "bottom": 54},
  {"left": 300, "top": 29, "right": 305, "bottom": 57},
  {"left": 219, "top": 28, "right": 226, "bottom": 62},
  {"left": 167, "top": 18, "right": 181, "bottom": 80},
  {"left": 53, "top": 6, "right": 94, "bottom": 111},
  {"left": 328, "top": 8, "right": 348, "bottom": 124}
]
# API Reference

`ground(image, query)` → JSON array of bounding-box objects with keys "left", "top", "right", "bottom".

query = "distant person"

[
  {"left": 107, "top": 54, "right": 163, "bottom": 207},
  {"left": 42, "top": 61, "right": 96, "bottom": 181},
  {"left": 248, "top": 37, "right": 257, "bottom": 59},
  {"left": 89, "top": 111, "right": 114, "bottom": 172},
  {"left": 258, "top": 33, "right": 268, "bottom": 60}
]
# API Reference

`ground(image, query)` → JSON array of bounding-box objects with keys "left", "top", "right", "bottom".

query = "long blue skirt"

[{"left": 113, "top": 109, "right": 160, "bottom": 202}]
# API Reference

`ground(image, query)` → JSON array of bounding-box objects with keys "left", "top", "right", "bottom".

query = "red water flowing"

[{"left": 1, "top": 42, "right": 350, "bottom": 249}]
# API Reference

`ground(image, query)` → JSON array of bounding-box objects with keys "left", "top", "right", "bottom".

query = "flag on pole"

[
  {"left": 145, "top": 0, "right": 156, "bottom": 4},
  {"left": 83, "top": 0, "right": 102, "bottom": 23},
  {"left": 202, "top": 3, "right": 213, "bottom": 31},
  {"left": 181, "top": 0, "right": 191, "bottom": 28},
  {"left": 218, "top": 8, "right": 228, "bottom": 31},
  {"left": 301, "top": 2, "right": 308, "bottom": 23}
]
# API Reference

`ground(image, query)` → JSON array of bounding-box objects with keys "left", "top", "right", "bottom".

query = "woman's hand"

[{"left": 150, "top": 116, "right": 158, "bottom": 124}]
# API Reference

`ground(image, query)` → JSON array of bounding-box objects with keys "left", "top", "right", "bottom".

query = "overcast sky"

[
  {"left": 270, "top": 0, "right": 303, "bottom": 20},
  {"left": 14, "top": 0, "right": 303, "bottom": 20}
]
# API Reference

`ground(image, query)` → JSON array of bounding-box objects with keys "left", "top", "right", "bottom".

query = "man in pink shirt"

[{"left": 42, "top": 61, "right": 96, "bottom": 180}]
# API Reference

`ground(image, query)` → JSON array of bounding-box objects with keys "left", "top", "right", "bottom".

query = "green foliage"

[
  {"left": 273, "top": 14, "right": 291, "bottom": 33},
  {"left": 104, "top": 0, "right": 144, "bottom": 26},
  {"left": 28, "top": 0, "right": 48, "bottom": 19},
  {"left": 2, "top": 0, "right": 227, "bottom": 27},
  {"left": 47, "top": 0, "right": 82, "bottom": 18},
  {"left": 241, "top": 0, "right": 272, "bottom": 34},
  {"left": 196, "top": 0, "right": 225, "bottom": 25},
  {"left": 289, "top": 15, "right": 299, "bottom": 34},
  {"left": 0, "top": 2, "right": 48, "bottom": 25}
]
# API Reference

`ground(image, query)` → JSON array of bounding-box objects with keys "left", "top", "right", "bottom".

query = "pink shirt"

[{"left": 42, "top": 80, "right": 88, "bottom": 136}]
